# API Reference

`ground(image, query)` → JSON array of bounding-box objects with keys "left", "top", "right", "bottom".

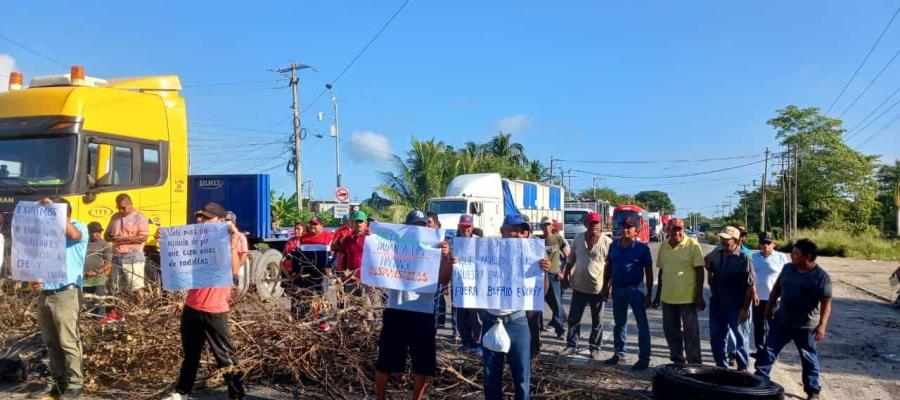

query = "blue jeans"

[
  {"left": 709, "top": 299, "right": 750, "bottom": 369},
  {"left": 482, "top": 312, "right": 531, "bottom": 400},
  {"left": 755, "top": 322, "right": 821, "bottom": 394},
  {"left": 566, "top": 290, "right": 604, "bottom": 350},
  {"left": 612, "top": 286, "right": 650, "bottom": 362},
  {"left": 545, "top": 274, "right": 565, "bottom": 334},
  {"left": 726, "top": 308, "right": 752, "bottom": 355}
]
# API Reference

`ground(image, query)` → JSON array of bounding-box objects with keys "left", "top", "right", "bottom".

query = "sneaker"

[
  {"left": 555, "top": 330, "right": 565, "bottom": 340},
  {"left": 590, "top": 350, "right": 603, "bottom": 360},
  {"left": 604, "top": 355, "right": 625, "bottom": 365},
  {"left": 59, "top": 388, "right": 83, "bottom": 399},
  {"left": 558, "top": 347, "right": 577, "bottom": 356},
  {"left": 162, "top": 392, "right": 189, "bottom": 400},
  {"left": 29, "top": 383, "right": 60, "bottom": 399},
  {"left": 318, "top": 321, "right": 332, "bottom": 331},
  {"left": 630, "top": 360, "right": 650, "bottom": 371}
]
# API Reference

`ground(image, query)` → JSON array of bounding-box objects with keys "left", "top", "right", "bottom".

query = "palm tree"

[
  {"left": 485, "top": 132, "right": 528, "bottom": 165},
  {"left": 378, "top": 138, "right": 456, "bottom": 221}
]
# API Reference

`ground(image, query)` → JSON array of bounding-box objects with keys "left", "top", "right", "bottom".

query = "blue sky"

[{"left": 2, "top": 1, "right": 899, "bottom": 216}]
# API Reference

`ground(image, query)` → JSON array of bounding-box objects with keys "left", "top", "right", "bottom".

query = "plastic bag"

[{"left": 483, "top": 318, "right": 511, "bottom": 353}]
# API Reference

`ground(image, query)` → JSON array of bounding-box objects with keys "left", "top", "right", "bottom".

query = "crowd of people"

[{"left": 2, "top": 196, "right": 833, "bottom": 400}]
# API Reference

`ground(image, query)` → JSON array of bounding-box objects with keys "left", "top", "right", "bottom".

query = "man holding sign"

[
  {"left": 158, "top": 202, "right": 246, "bottom": 400},
  {"left": 369, "top": 210, "right": 452, "bottom": 400},
  {"left": 24, "top": 197, "right": 88, "bottom": 400}
]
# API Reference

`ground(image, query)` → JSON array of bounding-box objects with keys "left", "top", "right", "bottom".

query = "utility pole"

[
  {"left": 325, "top": 84, "right": 342, "bottom": 189},
  {"left": 276, "top": 62, "right": 316, "bottom": 211},
  {"left": 567, "top": 169, "right": 574, "bottom": 197},
  {"left": 781, "top": 151, "right": 788, "bottom": 239},
  {"left": 739, "top": 184, "right": 750, "bottom": 228},
  {"left": 760, "top": 148, "right": 769, "bottom": 233},
  {"left": 549, "top": 155, "right": 555, "bottom": 185},
  {"left": 592, "top": 177, "right": 602, "bottom": 200},
  {"left": 306, "top": 179, "right": 314, "bottom": 212},
  {"left": 792, "top": 146, "right": 799, "bottom": 235}
]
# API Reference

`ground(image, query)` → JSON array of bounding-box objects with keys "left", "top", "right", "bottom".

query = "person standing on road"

[
  {"left": 282, "top": 222, "right": 305, "bottom": 274},
  {"left": 755, "top": 239, "right": 832, "bottom": 400},
  {"left": 104, "top": 194, "right": 150, "bottom": 305},
  {"left": 602, "top": 217, "right": 654, "bottom": 370},
  {"left": 330, "top": 214, "right": 352, "bottom": 267},
  {"left": 705, "top": 226, "right": 756, "bottom": 371},
  {"left": 559, "top": 212, "right": 612, "bottom": 360},
  {"left": 30, "top": 197, "right": 89, "bottom": 400},
  {"left": 293, "top": 216, "right": 335, "bottom": 330},
  {"left": 83, "top": 222, "right": 112, "bottom": 320},
  {"left": 480, "top": 213, "right": 551, "bottom": 400},
  {"left": 453, "top": 214, "right": 484, "bottom": 355},
  {"left": 538, "top": 216, "right": 569, "bottom": 340},
  {"left": 750, "top": 231, "right": 790, "bottom": 357},
  {"left": 375, "top": 210, "right": 452, "bottom": 400},
  {"left": 426, "top": 211, "right": 450, "bottom": 329},
  {"left": 162, "top": 202, "right": 246, "bottom": 400},
  {"left": 652, "top": 218, "right": 705, "bottom": 365}
]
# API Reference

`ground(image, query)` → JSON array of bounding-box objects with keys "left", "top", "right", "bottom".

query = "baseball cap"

[
  {"left": 759, "top": 231, "right": 776, "bottom": 244},
  {"left": 586, "top": 212, "right": 602, "bottom": 224},
  {"left": 540, "top": 216, "right": 552, "bottom": 226},
  {"left": 405, "top": 210, "right": 428, "bottom": 225},
  {"left": 669, "top": 218, "right": 685, "bottom": 230},
  {"left": 308, "top": 216, "right": 322, "bottom": 225},
  {"left": 351, "top": 210, "right": 368, "bottom": 221},
  {"left": 87, "top": 221, "right": 103, "bottom": 234},
  {"left": 458, "top": 214, "right": 474, "bottom": 227},
  {"left": 196, "top": 202, "right": 227, "bottom": 219},
  {"left": 341, "top": 214, "right": 351, "bottom": 223},
  {"left": 502, "top": 213, "right": 531, "bottom": 230},
  {"left": 225, "top": 211, "right": 237, "bottom": 222},
  {"left": 718, "top": 226, "right": 741, "bottom": 240},
  {"left": 621, "top": 217, "right": 637, "bottom": 229}
]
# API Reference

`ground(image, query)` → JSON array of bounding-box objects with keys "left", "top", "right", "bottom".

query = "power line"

[
  {"left": 846, "top": 92, "right": 900, "bottom": 140},
  {"left": 857, "top": 108, "right": 900, "bottom": 147},
  {"left": 825, "top": 5, "right": 900, "bottom": 115},
  {"left": 845, "top": 83, "right": 900, "bottom": 138},
  {"left": 0, "top": 33, "right": 67, "bottom": 68},
  {"left": 555, "top": 153, "right": 764, "bottom": 164},
  {"left": 571, "top": 158, "right": 767, "bottom": 179},
  {"left": 839, "top": 45, "right": 900, "bottom": 118}
]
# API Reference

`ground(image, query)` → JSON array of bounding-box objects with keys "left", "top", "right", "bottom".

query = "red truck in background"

[{"left": 612, "top": 204, "right": 651, "bottom": 243}]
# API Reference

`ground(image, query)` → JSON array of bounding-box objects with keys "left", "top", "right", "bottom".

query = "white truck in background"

[
  {"left": 427, "top": 173, "right": 565, "bottom": 237},
  {"left": 564, "top": 200, "right": 612, "bottom": 242}
]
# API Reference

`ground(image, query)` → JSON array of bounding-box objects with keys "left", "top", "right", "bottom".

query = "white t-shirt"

[
  {"left": 751, "top": 251, "right": 790, "bottom": 301},
  {"left": 0, "top": 232, "right": 5, "bottom": 268}
]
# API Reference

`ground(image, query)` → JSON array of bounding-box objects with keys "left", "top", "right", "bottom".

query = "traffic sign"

[
  {"left": 335, "top": 187, "right": 350, "bottom": 202},
  {"left": 333, "top": 203, "right": 351, "bottom": 219}
]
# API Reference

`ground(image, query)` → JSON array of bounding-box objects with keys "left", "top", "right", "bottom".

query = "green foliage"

[
  {"left": 574, "top": 187, "right": 648, "bottom": 208},
  {"left": 781, "top": 229, "right": 900, "bottom": 261},
  {"left": 270, "top": 191, "right": 343, "bottom": 227},
  {"left": 874, "top": 160, "right": 900, "bottom": 235},
  {"left": 634, "top": 190, "right": 676, "bottom": 214}
]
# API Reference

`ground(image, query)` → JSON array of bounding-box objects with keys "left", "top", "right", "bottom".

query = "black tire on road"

[{"left": 652, "top": 364, "right": 784, "bottom": 400}]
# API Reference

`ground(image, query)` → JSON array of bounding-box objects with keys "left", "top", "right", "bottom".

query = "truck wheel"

[
  {"left": 652, "top": 364, "right": 784, "bottom": 400},
  {"left": 234, "top": 250, "right": 259, "bottom": 299},
  {"left": 254, "top": 249, "right": 285, "bottom": 299}
]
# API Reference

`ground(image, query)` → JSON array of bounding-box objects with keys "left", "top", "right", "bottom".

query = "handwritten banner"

[
  {"left": 452, "top": 237, "right": 545, "bottom": 311},
  {"left": 361, "top": 222, "right": 445, "bottom": 293},
  {"left": 160, "top": 222, "right": 233, "bottom": 290},
  {"left": 11, "top": 202, "right": 67, "bottom": 283}
]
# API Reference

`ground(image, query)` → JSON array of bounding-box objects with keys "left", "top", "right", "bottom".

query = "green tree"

[
  {"left": 634, "top": 190, "right": 676, "bottom": 214},
  {"left": 378, "top": 138, "right": 460, "bottom": 222},
  {"left": 875, "top": 160, "right": 900, "bottom": 235},
  {"left": 767, "top": 105, "right": 879, "bottom": 232},
  {"left": 484, "top": 132, "right": 528, "bottom": 165}
]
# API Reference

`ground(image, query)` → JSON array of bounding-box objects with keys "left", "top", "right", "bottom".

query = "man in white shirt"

[{"left": 750, "top": 231, "right": 790, "bottom": 356}]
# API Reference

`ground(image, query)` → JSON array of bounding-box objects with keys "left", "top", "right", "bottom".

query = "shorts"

[
  {"left": 112, "top": 255, "right": 146, "bottom": 292},
  {"left": 377, "top": 308, "right": 437, "bottom": 376}
]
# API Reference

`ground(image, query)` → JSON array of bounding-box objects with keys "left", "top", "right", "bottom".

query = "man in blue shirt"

[
  {"left": 31, "top": 197, "right": 89, "bottom": 400},
  {"left": 705, "top": 226, "right": 756, "bottom": 371},
  {"left": 601, "top": 217, "right": 654, "bottom": 370}
]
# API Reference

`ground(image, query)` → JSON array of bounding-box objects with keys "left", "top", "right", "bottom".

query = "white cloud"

[
  {"left": 0, "top": 54, "right": 15, "bottom": 93},
  {"left": 345, "top": 131, "right": 394, "bottom": 165},
  {"left": 496, "top": 114, "right": 534, "bottom": 134}
]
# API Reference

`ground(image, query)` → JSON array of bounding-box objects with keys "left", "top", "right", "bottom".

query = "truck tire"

[
  {"left": 234, "top": 250, "right": 259, "bottom": 299},
  {"left": 652, "top": 364, "right": 784, "bottom": 400},
  {"left": 254, "top": 249, "right": 285, "bottom": 299}
]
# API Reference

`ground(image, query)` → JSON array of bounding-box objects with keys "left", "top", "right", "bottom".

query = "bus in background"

[{"left": 612, "top": 204, "right": 651, "bottom": 243}]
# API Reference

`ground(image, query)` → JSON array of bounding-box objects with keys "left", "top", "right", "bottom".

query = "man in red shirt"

[
  {"left": 293, "top": 216, "right": 334, "bottom": 330},
  {"left": 283, "top": 222, "right": 305, "bottom": 274},
  {"left": 330, "top": 214, "right": 352, "bottom": 268},
  {"left": 160, "top": 202, "right": 246, "bottom": 400},
  {"left": 336, "top": 211, "right": 368, "bottom": 280}
]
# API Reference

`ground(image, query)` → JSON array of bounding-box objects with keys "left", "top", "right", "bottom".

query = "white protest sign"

[
  {"left": 361, "top": 222, "right": 445, "bottom": 293},
  {"left": 160, "top": 222, "right": 233, "bottom": 290},
  {"left": 10, "top": 202, "right": 68, "bottom": 283},
  {"left": 451, "top": 237, "right": 545, "bottom": 311}
]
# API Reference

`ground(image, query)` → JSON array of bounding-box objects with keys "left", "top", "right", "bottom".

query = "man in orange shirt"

[{"left": 105, "top": 194, "right": 150, "bottom": 305}]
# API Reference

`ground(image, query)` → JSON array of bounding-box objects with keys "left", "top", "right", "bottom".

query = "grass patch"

[{"left": 704, "top": 229, "right": 900, "bottom": 261}]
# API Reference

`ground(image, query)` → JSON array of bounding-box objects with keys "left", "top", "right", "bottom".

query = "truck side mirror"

[{"left": 89, "top": 143, "right": 113, "bottom": 187}]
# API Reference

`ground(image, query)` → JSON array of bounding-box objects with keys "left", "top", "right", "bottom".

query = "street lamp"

[{"left": 325, "top": 83, "right": 342, "bottom": 189}]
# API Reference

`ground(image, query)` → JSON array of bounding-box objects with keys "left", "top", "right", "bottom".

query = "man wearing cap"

[
  {"left": 161, "top": 202, "right": 246, "bottom": 400},
  {"left": 454, "top": 214, "right": 483, "bottom": 355},
  {"left": 104, "top": 193, "right": 149, "bottom": 304},
  {"left": 705, "top": 225, "right": 756, "bottom": 371},
  {"left": 652, "top": 218, "right": 705, "bottom": 365},
  {"left": 30, "top": 197, "right": 89, "bottom": 400},
  {"left": 602, "top": 217, "right": 654, "bottom": 370},
  {"left": 336, "top": 211, "right": 368, "bottom": 282},
  {"left": 721, "top": 225, "right": 753, "bottom": 366},
  {"left": 282, "top": 222, "right": 305, "bottom": 275},
  {"left": 750, "top": 231, "right": 789, "bottom": 356},
  {"left": 330, "top": 214, "right": 353, "bottom": 266},
  {"left": 84, "top": 222, "right": 112, "bottom": 320},
  {"left": 479, "top": 213, "right": 551, "bottom": 400},
  {"left": 375, "top": 210, "right": 453, "bottom": 400},
  {"left": 291, "top": 215, "right": 335, "bottom": 330},
  {"left": 538, "top": 216, "right": 569, "bottom": 339},
  {"left": 559, "top": 212, "right": 612, "bottom": 360}
]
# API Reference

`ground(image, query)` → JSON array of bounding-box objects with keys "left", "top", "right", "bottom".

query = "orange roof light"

[
  {"left": 8, "top": 71, "right": 23, "bottom": 91},
  {"left": 70, "top": 66, "right": 85, "bottom": 85}
]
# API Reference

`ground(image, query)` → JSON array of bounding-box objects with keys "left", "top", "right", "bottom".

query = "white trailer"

[{"left": 427, "top": 173, "right": 565, "bottom": 237}]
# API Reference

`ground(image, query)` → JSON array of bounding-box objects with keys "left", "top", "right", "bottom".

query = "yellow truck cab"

[{"left": 0, "top": 67, "right": 188, "bottom": 237}]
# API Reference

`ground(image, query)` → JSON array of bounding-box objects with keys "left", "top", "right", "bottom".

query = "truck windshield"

[
  {"left": 0, "top": 136, "right": 76, "bottom": 190},
  {"left": 428, "top": 200, "right": 467, "bottom": 214},
  {"left": 564, "top": 211, "right": 587, "bottom": 225}
]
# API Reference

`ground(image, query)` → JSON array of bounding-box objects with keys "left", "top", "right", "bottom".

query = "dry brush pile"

[{"left": 0, "top": 280, "right": 649, "bottom": 399}]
